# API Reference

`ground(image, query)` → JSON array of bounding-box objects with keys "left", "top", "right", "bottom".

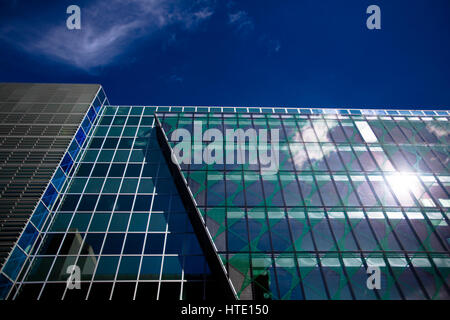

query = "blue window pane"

[
  {"left": 109, "top": 164, "right": 126, "bottom": 177},
  {"left": 115, "top": 195, "right": 134, "bottom": 211},
  {"left": 128, "top": 213, "right": 149, "bottom": 231},
  {"left": 228, "top": 226, "right": 248, "bottom": 252},
  {"left": 51, "top": 167, "right": 66, "bottom": 191},
  {"left": 3, "top": 247, "right": 26, "bottom": 280},
  {"left": 97, "top": 195, "right": 116, "bottom": 211},
  {"left": 89, "top": 213, "right": 111, "bottom": 232},
  {"left": 162, "top": 256, "right": 182, "bottom": 280},
  {"left": 69, "top": 213, "right": 91, "bottom": 232},
  {"left": 125, "top": 164, "right": 142, "bottom": 177},
  {"left": 323, "top": 108, "right": 337, "bottom": 114},
  {"left": 75, "top": 128, "right": 87, "bottom": 146},
  {"left": 0, "top": 274, "right": 13, "bottom": 300},
  {"left": 184, "top": 256, "right": 207, "bottom": 279},
  {"left": 83, "top": 233, "right": 105, "bottom": 254},
  {"left": 82, "top": 117, "right": 91, "bottom": 133},
  {"left": 140, "top": 117, "right": 153, "bottom": 126},
  {"left": 134, "top": 195, "right": 152, "bottom": 211},
  {"left": 140, "top": 256, "right": 162, "bottom": 280},
  {"left": 126, "top": 117, "right": 140, "bottom": 125},
  {"left": 123, "top": 234, "right": 145, "bottom": 254},
  {"left": 103, "top": 138, "right": 119, "bottom": 149},
  {"left": 18, "top": 224, "right": 39, "bottom": 254},
  {"left": 117, "top": 138, "right": 133, "bottom": 149},
  {"left": 102, "top": 234, "right": 125, "bottom": 254},
  {"left": 130, "top": 106, "right": 143, "bottom": 115},
  {"left": 68, "top": 140, "right": 80, "bottom": 160},
  {"left": 76, "top": 163, "right": 93, "bottom": 176},
  {"left": 49, "top": 213, "right": 72, "bottom": 231},
  {"left": 61, "top": 194, "right": 80, "bottom": 211},
  {"left": 87, "top": 106, "right": 96, "bottom": 122},
  {"left": 152, "top": 195, "right": 170, "bottom": 211},
  {"left": 120, "top": 178, "right": 138, "bottom": 193},
  {"left": 30, "top": 201, "right": 49, "bottom": 230},
  {"left": 108, "top": 213, "right": 129, "bottom": 231},
  {"left": 144, "top": 233, "right": 165, "bottom": 254},
  {"left": 155, "top": 178, "right": 174, "bottom": 194},
  {"left": 95, "top": 102, "right": 103, "bottom": 114},
  {"left": 78, "top": 195, "right": 98, "bottom": 211},
  {"left": 42, "top": 183, "right": 58, "bottom": 208},
  {"left": 89, "top": 137, "right": 104, "bottom": 149},
  {"left": 148, "top": 213, "right": 167, "bottom": 232},
  {"left": 144, "top": 107, "right": 157, "bottom": 115},
  {"left": 102, "top": 178, "right": 121, "bottom": 193},
  {"left": 170, "top": 196, "right": 184, "bottom": 212},
  {"left": 171, "top": 233, "right": 202, "bottom": 255},
  {"left": 94, "top": 256, "right": 119, "bottom": 280},
  {"left": 60, "top": 154, "right": 74, "bottom": 174},
  {"left": 91, "top": 163, "right": 109, "bottom": 177},
  {"left": 97, "top": 89, "right": 106, "bottom": 105},
  {"left": 117, "top": 256, "right": 140, "bottom": 280},
  {"left": 94, "top": 96, "right": 102, "bottom": 111},
  {"left": 100, "top": 116, "right": 112, "bottom": 125},
  {"left": 168, "top": 213, "right": 191, "bottom": 233}
]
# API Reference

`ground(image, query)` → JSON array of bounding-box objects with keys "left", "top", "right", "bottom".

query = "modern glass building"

[
  {"left": 0, "top": 85, "right": 448, "bottom": 300},
  {"left": 156, "top": 109, "right": 450, "bottom": 300},
  {"left": 0, "top": 83, "right": 107, "bottom": 291}
]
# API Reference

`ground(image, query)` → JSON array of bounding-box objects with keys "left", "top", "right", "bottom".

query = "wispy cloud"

[
  {"left": 225, "top": 4, "right": 280, "bottom": 55},
  {"left": 258, "top": 35, "right": 281, "bottom": 56},
  {"left": 0, "top": 0, "right": 215, "bottom": 70},
  {"left": 168, "top": 73, "right": 184, "bottom": 83},
  {"left": 228, "top": 10, "right": 254, "bottom": 33},
  {"left": 266, "top": 39, "right": 281, "bottom": 55}
]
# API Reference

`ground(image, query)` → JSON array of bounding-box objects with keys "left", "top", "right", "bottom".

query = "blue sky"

[{"left": 0, "top": 0, "right": 449, "bottom": 109}]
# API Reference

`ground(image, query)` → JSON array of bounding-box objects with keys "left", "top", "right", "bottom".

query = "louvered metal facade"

[{"left": 0, "top": 83, "right": 103, "bottom": 268}]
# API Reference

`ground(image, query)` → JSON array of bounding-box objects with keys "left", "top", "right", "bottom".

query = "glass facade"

[
  {"left": 0, "top": 83, "right": 107, "bottom": 298},
  {"left": 3, "top": 106, "right": 219, "bottom": 300},
  {"left": 157, "top": 109, "right": 449, "bottom": 300},
  {"left": 1, "top": 101, "right": 449, "bottom": 300}
]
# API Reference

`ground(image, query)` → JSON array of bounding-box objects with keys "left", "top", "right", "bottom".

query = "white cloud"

[
  {"left": 0, "top": 0, "right": 215, "bottom": 70},
  {"left": 227, "top": 10, "right": 254, "bottom": 33},
  {"left": 291, "top": 121, "right": 338, "bottom": 169},
  {"left": 426, "top": 123, "right": 448, "bottom": 139}
]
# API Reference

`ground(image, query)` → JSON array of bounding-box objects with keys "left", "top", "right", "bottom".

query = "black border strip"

[{"left": 154, "top": 115, "right": 237, "bottom": 300}]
